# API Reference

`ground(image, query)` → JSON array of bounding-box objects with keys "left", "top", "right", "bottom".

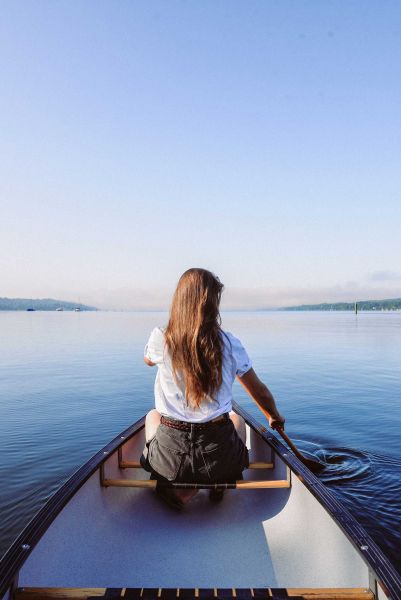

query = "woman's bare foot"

[
  {"left": 156, "top": 487, "right": 198, "bottom": 509},
  {"left": 175, "top": 489, "right": 198, "bottom": 504}
]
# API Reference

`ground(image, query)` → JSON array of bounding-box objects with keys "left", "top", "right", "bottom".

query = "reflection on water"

[{"left": 0, "top": 310, "right": 401, "bottom": 575}]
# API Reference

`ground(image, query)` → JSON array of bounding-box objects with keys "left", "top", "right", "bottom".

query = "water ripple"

[{"left": 316, "top": 447, "right": 374, "bottom": 484}]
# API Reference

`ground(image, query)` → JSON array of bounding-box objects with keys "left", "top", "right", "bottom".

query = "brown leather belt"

[{"left": 160, "top": 413, "right": 229, "bottom": 431}]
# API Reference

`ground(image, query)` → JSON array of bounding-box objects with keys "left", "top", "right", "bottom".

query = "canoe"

[{"left": 1, "top": 402, "right": 401, "bottom": 600}]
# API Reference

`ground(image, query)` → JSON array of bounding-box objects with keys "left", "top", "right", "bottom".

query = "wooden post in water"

[{"left": 355, "top": 301, "right": 358, "bottom": 315}]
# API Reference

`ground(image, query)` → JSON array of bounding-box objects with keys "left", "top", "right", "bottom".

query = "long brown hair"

[{"left": 164, "top": 268, "right": 224, "bottom": 408}]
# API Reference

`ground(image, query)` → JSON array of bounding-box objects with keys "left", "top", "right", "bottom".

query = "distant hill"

[
  {"left": 0, "top": 298, "right": 97, "bottom": 311},
  {"left": 282, "top": 298, "right": 401, "bottom": 311}
]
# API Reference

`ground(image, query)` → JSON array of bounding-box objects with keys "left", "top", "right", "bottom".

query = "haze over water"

[{"left": 1, "top": 310, "right": 401, "bottom": 574}]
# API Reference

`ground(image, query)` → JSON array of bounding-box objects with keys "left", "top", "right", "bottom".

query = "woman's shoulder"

[
  {"left": 220, "top": 329, "right": 252, "bottom": 376},
  {"left": 220, "top": 329, "right": 242, "bottom": 346},
  {"left": 147, "top": 326, "right": 166, "bottom": 345},
  {"left": 151, "top": 325, "right": 166, "bottom": 335}
]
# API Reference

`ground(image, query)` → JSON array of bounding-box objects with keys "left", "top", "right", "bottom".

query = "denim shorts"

[{"left": 141, "top": 415, "right": 249, "bottom": 483}]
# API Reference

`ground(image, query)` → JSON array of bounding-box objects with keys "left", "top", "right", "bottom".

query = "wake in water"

[
  {"left": 315, "top": 447, "right": 374, "bottom": 484},
  {"left": 290, "top": 439, "right": 373, "bottom": 483}
]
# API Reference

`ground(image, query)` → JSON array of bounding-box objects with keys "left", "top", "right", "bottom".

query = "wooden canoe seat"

[
  {"left": 115, "top": 452, "right": 278, "bottom": 489},
  {"left": 101, "top": 478, "right": 290, "bottom": 489},
  {"left": 119, "top": 461, "right": 274, "bottom": 470},
  {"left": 101, "top": 456, "right": 288, "bottom": 489},
  {"left": 15, "top": 587, "right": 375, "bottom": 600}
]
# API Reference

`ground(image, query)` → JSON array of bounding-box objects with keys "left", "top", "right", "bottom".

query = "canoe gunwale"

[
  {"left": 1, "top": 406, "right": 401, "bottom": 599},
  {"left": 232, "top": 401, "right": 401, "bottom": 600}
]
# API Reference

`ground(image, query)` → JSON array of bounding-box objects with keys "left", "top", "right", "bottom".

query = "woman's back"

[{"left": 144, "top": 327, "right": 252, "bottom": 422}]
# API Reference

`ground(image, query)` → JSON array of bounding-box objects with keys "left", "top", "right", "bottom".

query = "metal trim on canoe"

[{"left": 1, "top": 406, "right": 401, "bottom": 600}]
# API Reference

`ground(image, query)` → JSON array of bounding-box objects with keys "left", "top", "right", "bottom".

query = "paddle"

[{"left": 256, "top": 405, "right": 325, "bottom": 474}]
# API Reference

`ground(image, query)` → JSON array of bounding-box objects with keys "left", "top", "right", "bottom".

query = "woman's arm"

[
  {"left": 144, "top": 357, "right": 156, "bottom": 367},
  {"left": 237, "top": 368, "right": 285, "bottom": 430}
]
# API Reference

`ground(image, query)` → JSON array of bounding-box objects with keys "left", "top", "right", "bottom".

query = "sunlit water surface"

[{"left": 1, "top": 311, "right": 400, "bottom": 573}]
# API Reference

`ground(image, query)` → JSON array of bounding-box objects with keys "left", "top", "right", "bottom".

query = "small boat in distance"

[
  {"left": 56, "top": 307, "right": 63, "bottom": 312},
  {"left": 74, "top": 307, "right": 81, "bottom": 312},
  {"left": 26, "top": 308, "right": 35, "bottom": 312},
  {"left": 1, "top": 402, "right": 400, "bottom": 600}
]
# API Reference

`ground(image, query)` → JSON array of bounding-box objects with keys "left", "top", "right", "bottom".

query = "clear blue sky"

[{"left": 1, "top": 1, "right": 401, "bottom": 308}]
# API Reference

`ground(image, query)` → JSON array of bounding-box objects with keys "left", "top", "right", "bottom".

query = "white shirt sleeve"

[
  {"left": 144, "top": 327, "right": 165, "bottom": 364},
  {"left": 225, "top": 331, "right": 252, "bottom": 377}
]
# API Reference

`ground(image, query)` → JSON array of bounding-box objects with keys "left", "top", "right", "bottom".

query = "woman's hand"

[{"left": 269, "top": 413, "right": 285, "bottom": 431}]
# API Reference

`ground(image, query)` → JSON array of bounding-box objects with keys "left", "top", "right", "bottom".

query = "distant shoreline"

[
  {"left": 280, "top": 297, "right": 401, "bottom": 311},
  {"left": 1, "top": 296, "right": 401, "bottom": 312},
  {"left": 0, "top": 298, "right": 97, "bottom": 311},
  {"left": 1, "top": 308, "right": 401, "bottom": 313}
]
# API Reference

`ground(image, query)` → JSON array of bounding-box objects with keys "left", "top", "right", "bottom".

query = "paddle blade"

[{"left": 303, "top": 457, "right": 326, "bottom": 474}]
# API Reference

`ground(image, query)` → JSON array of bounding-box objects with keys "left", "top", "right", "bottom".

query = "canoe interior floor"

[
  {"left": 15, "top": 588, "right": 375, "bottom": 600},
  {"left": 19, "top": 482, "right": 294, "bottom": 588},
  {"left": 18, "top": 430, "right": 370, "bottom": 590}
]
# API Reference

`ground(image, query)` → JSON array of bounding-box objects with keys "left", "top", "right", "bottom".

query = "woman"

[{"left": 141, "top": 268, "right": 285, "bottom": 508}]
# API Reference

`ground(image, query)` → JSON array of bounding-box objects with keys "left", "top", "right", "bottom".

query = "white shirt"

[{"left": 144, "top": 327, "right": 252, "bottom": 423}]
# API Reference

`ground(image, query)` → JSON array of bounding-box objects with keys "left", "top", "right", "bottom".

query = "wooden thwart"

[
  {"left": 15, "top": 587, "right": 374, "bottom": 600},
  {"left": 101, "top": 479, "right": 290, "bottom": 489},
  {"left": 119, "top": 461, "right": 274, "bottom": 470}
]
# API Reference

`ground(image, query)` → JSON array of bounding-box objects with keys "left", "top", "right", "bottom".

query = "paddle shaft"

[{"left": 275, "top": 427, "right": 307, "bottom": 462}]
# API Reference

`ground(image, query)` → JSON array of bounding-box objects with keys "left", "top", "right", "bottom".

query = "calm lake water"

[{"left": 1, "top": 310, "right": 401, "bottom": 573}]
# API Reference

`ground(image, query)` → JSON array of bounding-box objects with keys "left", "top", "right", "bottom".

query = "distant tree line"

[
  {"left": 282, "top": 298, "right": 401, "bottom": 311},
  {"left": 0, "top": 298, "right": 97, "bottom": 311}
]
